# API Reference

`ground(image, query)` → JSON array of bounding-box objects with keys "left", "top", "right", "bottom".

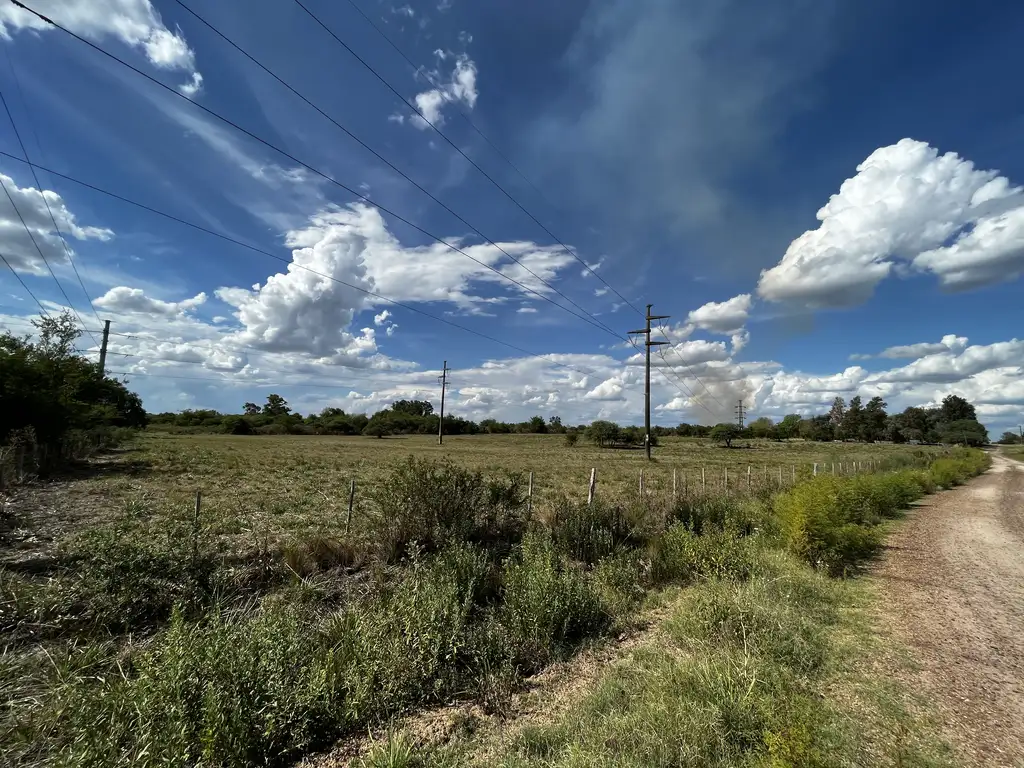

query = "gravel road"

[{"left": 873, "top": 453, "right": 1024, "bottom": 767}]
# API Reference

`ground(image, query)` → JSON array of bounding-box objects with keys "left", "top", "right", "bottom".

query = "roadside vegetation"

[{"left": 1, "top": 437, "right": 987, "bottom": 766}]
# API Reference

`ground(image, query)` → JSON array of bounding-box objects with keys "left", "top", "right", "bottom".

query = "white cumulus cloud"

[
  {"left": 685, "top": 293, "right": 752, "bottom": 334},
  {"left": 0, "top": 0, "right": 203, "bottom": 96},
  {"left": 94, "top": 286, "right": 206, "bottom": 316},
  {"left": 758, "top": 139, "right": 1024, "bottom": 308},
  {"left": 0, "top": 172, "right": 113, "bottom": 274}
]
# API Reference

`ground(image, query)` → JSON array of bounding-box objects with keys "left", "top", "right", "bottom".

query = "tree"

[
  {"left": 527, "top": 415, "right": 547, "bottom": 434},
  {"left": 939, "top": 419, "right": 988, "bottom": 447},
  {"left": 828, "top": 396, "right": 846, "bottom": 427},
  {"left": 263, "top": 394, "right": 290, "bottom": 417},
  {"left": 940, "top": 394, "right": 976, "bottom": 424},
  {"left": 710, "top": 423, "right": 740, "bottom": 448},
  {"left": 585, "top": 420, "right": 620, "bottom": 448},
  {"left": 863, "top": 397, "right": 888, "bottom": 442},
  {"left": 748, "top": 416, "right": 773, "bottom": 439},
  {"left": 391, "top": 399, "right": 433, "bottom": 418},
  {"left": 564, "top": 431, "right": 579, "bottom": 447},
  {"left": 838, "top": 396, "right": 863, "bottom": 441},
  {"left": 777, "top": 414, "right": 803, "bottom": 440},
  {"left": 222, "top": 415, "right": 253, "bottom": 435},
  {"left": 547, "top": 415, "right": 565, "bottom": 434},
  {"left": 243, "top": 402, "right": 261, "bottom": 416},
  {"left": 997, "top": 431, "right": 1022, "bottom": 445}
]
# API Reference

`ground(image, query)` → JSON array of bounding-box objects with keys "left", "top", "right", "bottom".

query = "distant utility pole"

[
  {"left": 628, "top": 304, "right": 670, "bottom": 461},
  {"left": 735, "top": 400, "right": 746, "bottom": 429},
  {"left": 1019, "top": 425, "right": 1022, "bottom": 445},
  {"left": 98, "top": 319, "right": 111, "bottom": 375},
  {"left": 437, "top": 360, "right": 448, "bottom": 445}
]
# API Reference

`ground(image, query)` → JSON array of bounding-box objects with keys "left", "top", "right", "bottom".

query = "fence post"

[
  {"left": 587, "top": 468, "right": 596, "bottom": 505},
  {"left": 832, "top": 462, "right": 836, "bottom": 475},
  {"left": 527, "top": 471, "right": 534, "bottom": 515},
  {"left": 724, "top": 466, "right": 728, "bottom": 492},
  {"left": 346, "top": 479, "right": 356, "bottom": 535},
  {"left": 778, "top": 466, "right": 783, "bottom": 485},
  {"left": 763, "top": 464, "right": 768, "bottom": 483},
  {"left": 672, "top": 469, "right": 677, "bottom": 501},
  {"left": 792, "top": 465, "right": 796, "bottom": 484},
  {"left": 747, "top": 465, "right": 751, "bottom": 490},
  {"left": 813, "top": 462, "right": 817, "bottom": 476},
  {"left": 701, "top": 466, "right": 706, "bottom": 493},
  {"left": 639, "top": 469, "right": 644, "bottom": 497}
]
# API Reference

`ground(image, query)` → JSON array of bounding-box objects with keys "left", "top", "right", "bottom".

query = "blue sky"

[{"left": 0, "top": 0, "right": 1022, "bottom": 437}]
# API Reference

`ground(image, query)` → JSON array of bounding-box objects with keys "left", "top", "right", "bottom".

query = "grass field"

[
  {"left": 1004, "top": 444, "right": 1024, "bottom": 462},
  {"left": 0, "top": 433, "right": 964, "bottom": 767},
  {"left": 28, "top": 432, "right": 944, "bottom": 553}
]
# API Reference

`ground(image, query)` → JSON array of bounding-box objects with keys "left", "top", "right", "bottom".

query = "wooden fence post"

[
  {"left": 832, "top": 462, "right": 835, "bottom": 475},
  {"left": 639, "top": 469, "right": 644, "bottom": 497},
  {"left": 527, "top": 471, "right": 534, "bottom": 515},
  {"left": 747, "top": 465, "right": 751, "bottom": 490},
  {"left": 346, "top": 479, "right": 356, "bottom": 535},
  {"left": 778, "top": 466, "right": 783, "bottom": 485},
  {"left": 813, "top": 462, "right": 817, "bottom": 476},
  {"left": 791, "top": 465, "right": 796, "bottom": 484},
  {"left": 724, "top": 466, "right": 728, "bottom": 492},
  {"left": 587, "top": 468, "right": 596, "bottom": 505},
  {"left": 701, "top": 466, "right": 706, "bottom": 493},
  {"left": 672, "top": 469, "right": 677, "bottom": 501}
]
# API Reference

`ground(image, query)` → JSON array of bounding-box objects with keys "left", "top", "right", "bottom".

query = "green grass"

[
  {"left": 1003, "top": 445, "right": 1024, "bottom": 462},
  {"left": 0, "top": 436, "right": 973, "bottom": 767}
]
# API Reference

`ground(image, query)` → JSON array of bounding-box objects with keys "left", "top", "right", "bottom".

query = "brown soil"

[{"left": 871, "top": 453, "right": 1024, "bottom": 767}]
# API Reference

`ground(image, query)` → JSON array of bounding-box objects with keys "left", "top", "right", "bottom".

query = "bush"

[
  {"left": 221, "top": 415, "right": 253, "bottom": 435},
  {"left": 650, "top": 526, "right": 755, "bottom": 584},
  {"left": 563, "top": 431, "right": 579, "bottom": 447},
  {"left": 369, "top": 458, "right": 527, "bottom": 562},
  {"left": 255, "top": 423, "right": 288, "bottom": 436},
  {"left": 498, "top": 531, "right": 607, "bottom": 670}
]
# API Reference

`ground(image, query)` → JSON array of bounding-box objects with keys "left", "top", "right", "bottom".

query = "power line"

[
  {"left": 288, "top": 0, "right": 646, "bottom": 318},
  {"left": 106, "top": 370, "right": 390, "bottom": 389},
  {"left": 0, "top": 150, "right": 602, "bottom": 380},
  {"left": 13, "top": 2, "right": 621, "bottom": 343},
  {"left": 171, "top": 0, "right": 622, "bottom": 340},
  {"left": 655, "top": 323, "right": 726, "bottom": 409},
  {"left": 1, "top": 55, "right": 103, "bottom": 342},
  {"left": 0, "top": 155, "right": 93, "bottom": 334},
  {"left": 0, "top": 250, "right": 50, "bottom": 317}
]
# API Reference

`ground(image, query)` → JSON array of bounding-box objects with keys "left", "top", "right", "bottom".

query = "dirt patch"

[{"left": 870, "top": 454, "right": 1024, "bottom": 767}]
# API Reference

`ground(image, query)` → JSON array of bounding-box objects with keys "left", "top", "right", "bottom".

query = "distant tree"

[
  {"left": 710, "top": 423, "right": 740, "bottom": 448},
  {"left": 363, "top": 412, "right": 395, "bottom": 438},
  {"left": 828, "top": 396, "right": 846, "bottom": 427},
  {"left": 527, "top": 415, "right": 547, "bottom": 434},
  {"left": 748, "top": 416, "right": 773, "bottom": 439},
  {"left": 564, "top": 431, "right": 579, "bottom": 447},
  {"left": 838, "top": 396, "right": 864, "bottom": 441},
  {"left": 939, "top": 419, "right": 988, "bottom": 447},
  {"left": 940, "top": 394, "right": 976, "bottom": 424},
  {"left": 585, "top": 420, "right": 620, "bottom": 448},
  {"left": 222, "top": 415, "right": 253, "bottom": 435},
  {"left": 800, "top": 415, "right": 833, "bottom": 442},
  {"left": 243, "top": 402, "right": 261, "bottom": 416},
  {"left": 391, "top": 399, "right": 433, "bottom": 418},
  {"left": 263, "top": 394, "right": 290, "bottom": 417},
  {"left": 547, "top": 415, "right": 565, "bottom": 434},
  {"left": 863, "top": 396, "right": 888, "bottom": 442},
  {"left": 997, "top": 430, "right": 1022, "bottom": 445},
  {"left": 777, "top": 414, "right": 803, "bottom": 440}
]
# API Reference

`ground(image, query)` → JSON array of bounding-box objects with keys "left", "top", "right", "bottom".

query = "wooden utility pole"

[
  {"left": 628, "top": 304, "right": 670, "bottom": 461},
  {"left": 437, "top": 360, "right": 447, "bottom": 445},
  {"left": 98, "top": 319, "right": 111, "bottom": 375}
]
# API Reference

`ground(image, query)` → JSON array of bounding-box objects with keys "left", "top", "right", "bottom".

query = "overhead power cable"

[
  {"left": 0, "top": 152, "right": 600, "bottom": 380},
  {"left": 0, "top": 250, "right": 50, "bottom": 317},
  {"left": 2, "top": 54, "right": 104, "bottom": 339},
  {"left": 171, "top": 0, "right": 621, "bottom": 340},
  {"left": 655, "top": 324, "right": 726, "bottom": 409},
  {"left": 0, "top": 145, "right": 92, "bottom": 335},
  {"left": 288, "top": 0, "right": 646, "bottom": 318},
  {"left": 106, "top": 370, "right": 392, "bottom": 389},
  {"left": 12, "top": 2, "right": 622, "bottom": 343}
]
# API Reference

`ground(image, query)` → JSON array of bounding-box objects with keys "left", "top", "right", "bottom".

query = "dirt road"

[{"left": 873, "top": 453, "right": 1024, "bottom": 767}]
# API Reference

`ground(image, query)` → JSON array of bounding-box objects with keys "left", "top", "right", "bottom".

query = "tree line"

[{"left": 1, "top": 314, "right": 147, "bottom": 474}]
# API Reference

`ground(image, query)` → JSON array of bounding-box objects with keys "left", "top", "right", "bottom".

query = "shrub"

[
  {"left": 221, "top": 415, "right": 253, "bottom": 435},
  {"left": 498, "top": 531, "right": 607, "bottom": 670},
  {"left": 549, "top": 497, "right": 663, "bottom": 565},
  {"left": 563, "top": 431, "right": 579, "bottom": 447},
  {"left": 650, "top": 526, "right": 755, "bottom": 584},
  {"left": 369, "top": 458, "right": 527, "bottom": 562},
  {"left": 255, "top": 423, "right": 288, "bottom": 436}
]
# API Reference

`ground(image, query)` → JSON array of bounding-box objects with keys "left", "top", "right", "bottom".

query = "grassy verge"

[
  {"left": 1004, "top": 445, "right": 1024, "bottom": 462},
  {"left": 1, "top": 449, "right": 985, "bottom": 767},
  {"left": 356, "top": 449, "right": 989, "bottom": 768}
]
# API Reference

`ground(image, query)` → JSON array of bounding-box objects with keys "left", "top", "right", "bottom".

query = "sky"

[{"left": 0, "top": 0, "right": 1022, "bottom": 438}]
